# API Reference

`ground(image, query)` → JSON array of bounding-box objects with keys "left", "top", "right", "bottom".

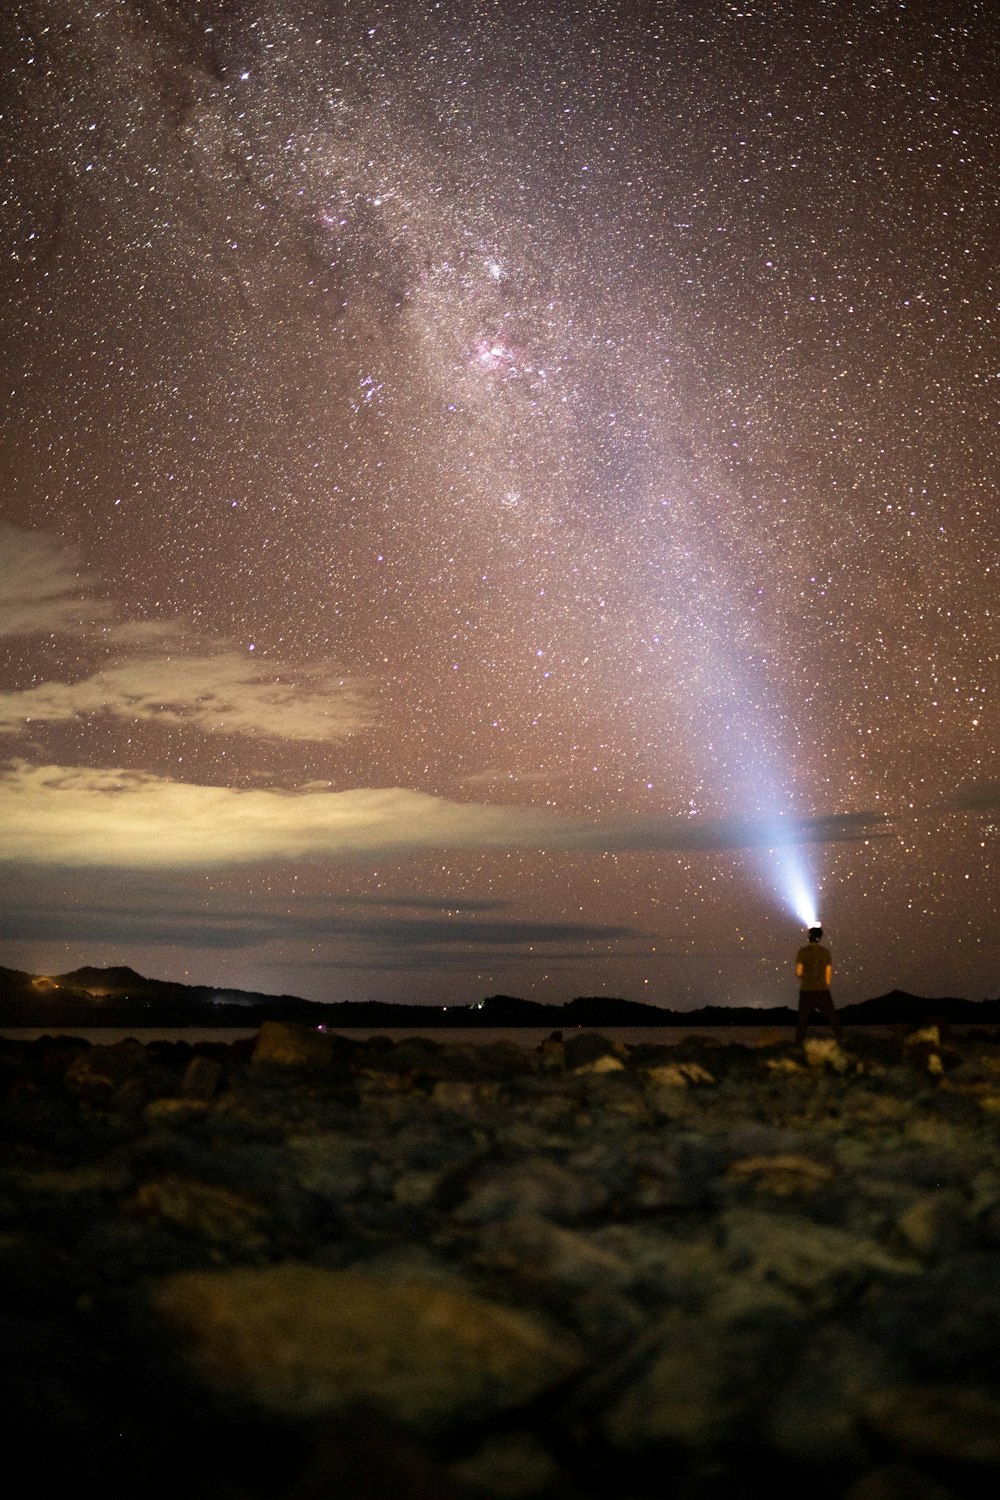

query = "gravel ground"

[{"left": 3, "top": 1020, "right": 1000, "bottom": 1499}]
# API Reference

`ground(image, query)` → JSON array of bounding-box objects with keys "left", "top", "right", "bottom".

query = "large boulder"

[
  {"left": 153, "top": 1263, "right": 581, "bottom": 1432},
  {"left": 251, "top": 1020, "right": 338, "bottom": 1068}
]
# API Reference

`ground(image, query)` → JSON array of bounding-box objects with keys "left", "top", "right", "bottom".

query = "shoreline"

[{"left": 3, "top": 1020, "right": 999, "bottom": 1048}]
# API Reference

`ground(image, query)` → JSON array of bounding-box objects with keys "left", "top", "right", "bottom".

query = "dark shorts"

[{"left": 799, "top": 989, "right": 833, "bottom": 1006}]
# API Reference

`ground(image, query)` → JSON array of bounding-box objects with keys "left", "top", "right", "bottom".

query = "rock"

[
  {"left": 125, "top": 1174, "right": 270, "bottom": 1254},
  {"left": 587, "top": 1225, "right": 729, "bottom": 1308},
  {"left": 293, "top": 1131, "right": 380, "bottom": 1200},
  {"left": 803, "top": 1037, "right": 852, "bottom": 1074},
  {"left": 344, "top": 1243, "right": 465, "bottom": 1289},
  {"left": 623, "top": 1147, "right": 700, "bottom": 1211},
  {"left": 476, "top": 1211, "right": 631, "bottom": 1291},
  {"left": 842, "top": 1463, "right": 961, "bottom": 1500},
  {"left": 64, "top": 1039, "right": 149, "bottom": 1101},
  {"left": 571, "top": 1052, "right": 625, "bottom": 1076},
  {"left": 895, "top": 1190, "right": 973, "bottom": 1260},
  {"left": 905, "top": 1025, "right": 942, "bottom": 1047},
  {"left": 879, "top": 1064, "right": 933, "bottom": 1099},
  {"left": 860, "top": 1147, "right": 971, "bottom": 1191},
  {"left": 586, "top": 1078, "right": 648, "bottom": 1122},
  {"left": 7, "top": 1161, "right": 131, "bottom": 1198},
  {"left": 724, "top": 1153, "right": 835, "bottom": 1197},
  {"left": 563, "top": 1032, "right": 622, "bottom": 1070},
  {"left": 701, "top": 1274, "right": 802, "bottom": 1328},
  {"left": 153, "top": 1264, "right": 581, "bottom": 1432},
  {"left": 603, "top": 1314, "right": 782, "bottom": 1451},
  {"left": 143, "top": 1096, "right": 211, "bottom": 1124},
  {"left": 976, "top": 1198, "right": 1000, "bottom": 1248},
  {"left": 533, "top": 1037, "right": 565, "bottom": 1072},
  {"left": 474, "top": 1040, "right": 534, "bottom": 1077},
  {"left": 391, "top": 1168, "right": 446, "bottom": 1208},
  {"left": 10, "top": 1028, "right": 1000, "bottom": 1499},
  {"left": 448, "top": 1431, "right": 562, "bottom": 1499},
  {"left": 930, "top": 1088, "right": 987, "bottom": 1127},
  {"left": 180, "top": 1055, "right": 223, "bottom": 1100},
  {"left": 765, "top": 1326, "right": 897, "bottom": 1464},
  {"left": 720, "top": 1209, "right": 918, "bottom": 1300},
  {"left": 455, "top": 1158, "right": 609, "bottom": 1224},
  {"left": 766, "top": 1055, "right": 807, "bottom": 1075},
  {"left": 643, "top": 1085, "right": 696, "bottom": 1121},
  {"left": 644, "top": 1061, "right": 715, "bottom": 1087},
  {"left": 862, "top": 1384, "right": 1000, "bottom": 1467},
  {"left": 944, "top": 1055, "right": 1000, "bottom": 1089},
  {"left": 288, "top": 1412, "right": 466, "bottom": 1500},
  {"left": 251, "top": 1020, "right": 337, "bottom": 1068},
  {"left": 430, "top": 1078, "right": 501, "bottom": 1109},
  {"left": 839, "top": 1089, "right": 913, "bottom": 1124},
  {"left": 859, "top": 1253, "right": 1000, "bottom": 1379}
]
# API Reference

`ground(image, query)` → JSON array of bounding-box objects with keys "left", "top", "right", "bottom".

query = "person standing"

[{"left": 795, "top": 925, "right": 843, "bottom": 1044}]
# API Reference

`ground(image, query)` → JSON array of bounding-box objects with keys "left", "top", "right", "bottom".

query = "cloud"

[
  {"left": 0, "top": 760, "right": 567, "bottom": 867},
  {"left": 943, "top": 780, "right": 1000, "bottom": 812},
  {"left": 292, "top": 948, "right": 633, "bottom": 974},
  {"left": 0, "top": 524, "right": 111, "bottom": 636},
  {"left": 462, "top": 768, "right": 569, "bottom": 787},
  {"left": 0, "top": 759, "right": 891, "bottom": 871},
  {"left": 580, "top": 808, "right": 891, "bottom": 853},
  {"left": 334, "top": 894, "right": 511, "bottom": 912},
  {"left": 0, "top": 893, "right": 638, "bottom": 956},
  {"left": 0, "top": 652, "right": 370, "bottom": 741},
  {"left": 0, "top": 523, "right": 369, "bottom": 742}
]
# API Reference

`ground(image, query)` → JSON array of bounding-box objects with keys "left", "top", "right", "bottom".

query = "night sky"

[{"left": 1, "top": 0, "right": 997, "bottom": 1010}]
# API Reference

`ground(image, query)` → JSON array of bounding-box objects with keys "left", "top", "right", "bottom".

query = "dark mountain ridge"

[{"left": 1, "top": 964, "right": 997, "bottom": 1029}]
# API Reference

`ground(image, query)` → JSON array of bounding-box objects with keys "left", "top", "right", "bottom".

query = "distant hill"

[
  {"left": 0, "top": 964, "right": 330, "bottom": 1027},
  {"left": 59, "top": 965, "right": 149, "bottom": 987},
  {"left": 1, "top": 964, "right": 998, "bottom": 1029}
]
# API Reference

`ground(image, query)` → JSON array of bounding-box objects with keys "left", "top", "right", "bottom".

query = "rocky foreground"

[{"left": 3, "top": 1023, "right": 1000, "bottom": 1499}]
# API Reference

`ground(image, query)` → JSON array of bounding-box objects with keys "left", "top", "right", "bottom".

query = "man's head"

[{"left": 807, "top": 926, "right": 823, "bottom": 943}]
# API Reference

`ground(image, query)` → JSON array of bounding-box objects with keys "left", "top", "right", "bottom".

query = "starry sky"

[{"left": 1, "top": 0, "right": 997, "bottom": 1010}]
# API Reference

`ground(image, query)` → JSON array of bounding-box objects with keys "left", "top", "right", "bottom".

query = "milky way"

[{"left": 1, "top": 1, "right": 997, "bottom": 1007}]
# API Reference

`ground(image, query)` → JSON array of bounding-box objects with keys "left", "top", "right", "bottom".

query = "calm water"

[{"left": 0, "top": 1023, "right": 946, "bottom": 1048}]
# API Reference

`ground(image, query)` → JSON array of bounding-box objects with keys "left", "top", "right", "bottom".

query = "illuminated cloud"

[
  {"left": 0, "top": 652, "right": 369, "bottom": 742},
  {"left": 0, "top": 761, "right": 567, "bottom": 867},
  {"left": 0, "top": 760, "right": 889, "bottom": 871}
]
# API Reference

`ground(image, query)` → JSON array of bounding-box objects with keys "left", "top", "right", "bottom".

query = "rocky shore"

[{"left": 4, "top": 1021, "right": 1000, "bottom": 1499}]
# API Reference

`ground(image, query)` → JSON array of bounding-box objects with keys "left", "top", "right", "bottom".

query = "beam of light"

[
  {"left": 760, "top": 826, "right": 820, "bottom": 929},
  {"left": 647, "top": 467, "right": 823, "bottom": 931}
]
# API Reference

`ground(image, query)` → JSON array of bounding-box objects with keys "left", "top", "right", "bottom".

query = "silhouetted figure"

[{"left": 795, "top": 925, "right": 843, "bottom": 1044}]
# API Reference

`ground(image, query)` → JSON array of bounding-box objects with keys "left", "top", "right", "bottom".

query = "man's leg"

[
  {"left": 796, "top": 993, "right": 818, "bottom": 1044},
  {"left": 811, "top": 990, "right": 844, "bottom": 1043}
]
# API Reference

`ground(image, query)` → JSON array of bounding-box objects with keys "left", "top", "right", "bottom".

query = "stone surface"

[
  {"left": 843, "top": 1465, "right": 961, "bottom": 1500},
  {"left": 5, "top": 1024, "right": 1000, "bottom": 1498},
  {"left": 153, "top": 1263, "right": 581, "bottom": 1431},
  {"left": 456, "top": 1157, "right": 609, "bottom": 1223},
  {"left": 181, "top": 1054, "right": 223, "bottom": 1100},
  {"left": 448, "top": 1431, "right": 563, "bottom": 1497},
  {"left": 251, "top": 1019, "right": 338, "bottom": 1068},
  {"left": 64, "top": 1037, "right": 149, "bottom": 1099},
  {"left": 603, "top": 1313, "right": 782, "bottom": 1451},
  {"left": 862, "top": 1384, "right": 1000, "bottom": 1467}
]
